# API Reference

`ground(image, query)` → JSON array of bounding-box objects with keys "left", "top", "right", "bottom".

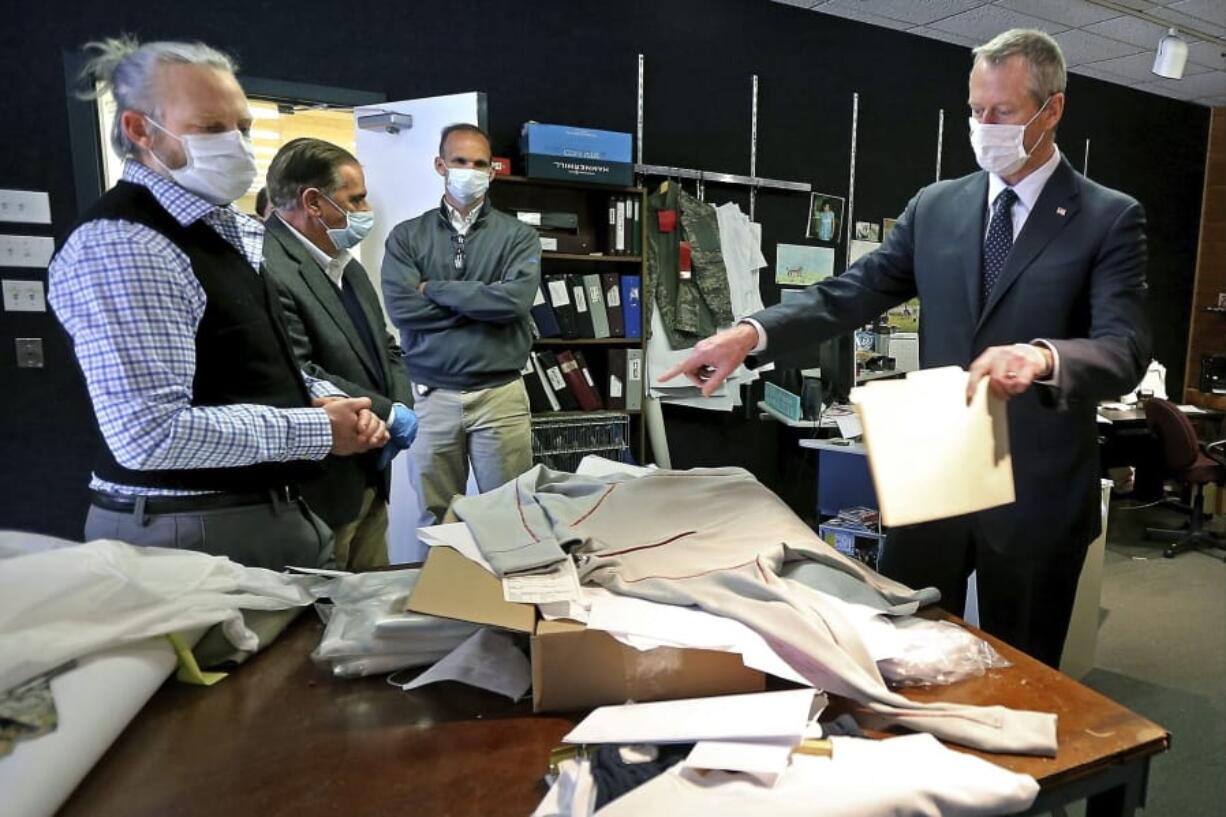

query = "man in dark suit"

[
  {"left": 264, "top": 138, "right": 417, "bottom": 571},
  {"left": 661, "top": 29, "right": 1150, "bottom": 667}
]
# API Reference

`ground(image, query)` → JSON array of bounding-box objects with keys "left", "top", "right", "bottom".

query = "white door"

[{"left": 354, "top": 92, "right": 487, "bottom": 564}]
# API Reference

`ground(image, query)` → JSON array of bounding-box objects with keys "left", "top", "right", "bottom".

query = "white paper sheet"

[
  {"left": 685, "top": 739, "right": 795, "bottom": 786},
  {"left": 563, "top": 688, "right": 816, "bottom": 745},
  {"left": 417, "top": 522, "right": 494, "bottom": 574},
  {"left": 850, "top": 367, "right": 1014, "bottom": 526},
  {"left": 584, "top": 593, "right": 810, "bottom": 685},
  {"left": 502, "top": 557, "right": 581, "bottom": 604},
  {"left": 833, "top": 413, "right": 862, "bottom": 439},
  {"left": 399, "top": 628, "right": 531, "bottom": 700}
]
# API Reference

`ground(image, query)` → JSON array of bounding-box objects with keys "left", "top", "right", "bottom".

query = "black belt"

[{"left": 89, "top": 486, "right": 301, "bottom": 515}]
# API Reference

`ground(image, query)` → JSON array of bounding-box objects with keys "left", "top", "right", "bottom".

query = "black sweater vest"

[{"left": 78, "top": 181, "right": 323, "bottom": 492}]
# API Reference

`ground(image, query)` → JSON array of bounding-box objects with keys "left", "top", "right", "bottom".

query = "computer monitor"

[{"left": 817, "top": 332, "right": 855, "bottom": 405}]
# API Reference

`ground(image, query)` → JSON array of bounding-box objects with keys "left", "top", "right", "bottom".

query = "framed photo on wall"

[{"left": 806, "top": 192, "right": 845, "bottom": 243}]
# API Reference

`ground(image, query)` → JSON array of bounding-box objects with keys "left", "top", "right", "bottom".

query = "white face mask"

[
  {"left": 445, "top": 167, "right": 491, "bottom": 206},
  {"left": 968, "top": 97, "right": 1051, "bottom": 178},
  {"left": 145, "top": 118, "right": 258, "bottom": 205}
]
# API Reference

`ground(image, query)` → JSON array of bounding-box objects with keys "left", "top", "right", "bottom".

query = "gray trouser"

[
  {"left": 84, "top": 494, "right": 334, "bottom": 571},
  {"left": 408, "top": 379, "right": 534, "bottom": 525}
]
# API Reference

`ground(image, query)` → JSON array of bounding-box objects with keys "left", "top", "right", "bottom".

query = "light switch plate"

[
  {"left": 0, "top": 235, "right": 55, "bottom": 268},
  {"left": 2, "top": 279, "right": 46, "bottom": 312},
  {"left": 16, "top": 338, "right": 44, "bottom": 368},
  {"left": 0, "top": 190, "right": 51, "bottom": 225}
]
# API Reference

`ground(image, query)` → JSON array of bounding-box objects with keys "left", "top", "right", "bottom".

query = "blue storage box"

[{"left": 521, "top": 123, "right": 633, "bottom": 162}]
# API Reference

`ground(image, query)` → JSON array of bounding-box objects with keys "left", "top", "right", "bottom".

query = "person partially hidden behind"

[
  {"left": 661, "top": 28, "right": 1150, "bottom": 668},
  {"left": 49, "top": 37, "right": 388, "bottom": 571},
  {"left": 381, "top": 124, "right": 541, "bottom": 526},
  {"left": 263, "top": 137, "right": 418, "bottom": 571}
]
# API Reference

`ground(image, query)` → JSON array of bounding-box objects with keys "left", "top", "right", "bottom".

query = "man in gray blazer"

[
  {"left": 264, "top": 138, "right": 417, "bottom": 570},
  {"left": 662, "top": 29, "right": 1150, "bottom": 667}
]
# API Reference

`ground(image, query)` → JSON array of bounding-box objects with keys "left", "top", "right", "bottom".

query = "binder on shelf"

[
  {"left": 558, "top": 350, "right": 603, "bottom": 411},
  {"left": 614, "top": 197, "right": 626, "bottom": 255},
  {"left": 607, "top": 197, "right": 617, "bottom": 256},
  {"left": 626, "top": 348, "right": 644, "bottom": 411},
  {"left": 601, "top": 271, "right": 625, "bottom": 337},
  {"left": 607, "top": 348, "right": 627, "bottom": 410},
  {"left": 631, "top": 197, "right": 642, "bottom": 256},
  {"left": 571, "top": 278, "right": 595, "bottom": 338},
  {"left": 623, "top": 196, "right": 634, "bottom": 256},
  {"left": 536, "top": 350, "right": 578, "bottom": 411},
  {"left": 546, "top": 275, "right": 579, "bottom": 339},
  {"left": 583, "top": 273, "right": 610, "bottom": 339},
  {"left": 531, "top": 283, "right": 561, "bottom": 338},
  {"left": 524, "top": 353, "right": 558, "bottom": 412},
  {"left": 575, "top": 351, "right": 605, "bottom": 411},
  {"left": 621, "top": 274, "right": 642, "bottom": 339}
]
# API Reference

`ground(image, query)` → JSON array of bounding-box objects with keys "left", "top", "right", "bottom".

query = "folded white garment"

[{"left": 595, "top": 734, "right": 1039, "bottom": 817}]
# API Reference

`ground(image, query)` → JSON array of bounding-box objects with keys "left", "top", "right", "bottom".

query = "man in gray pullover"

[{"left": 381, "top": 124, "right": 541, "bottom": 525}]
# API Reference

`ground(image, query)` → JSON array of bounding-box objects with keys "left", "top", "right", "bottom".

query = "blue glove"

[
  {"left": 388, "top": 403, "right": 419, "bottom": 448},
  {"left": 376, "top": 403, "right": 418, "bottom": 471}
]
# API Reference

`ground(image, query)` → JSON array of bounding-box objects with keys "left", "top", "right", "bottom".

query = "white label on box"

[
  {"left": 582, "top": 367, "right": 594, "bottom": 387},
  {"left": 610, "top": 375, "right": 624, "bottom": 398},
  {"left": 560, "top": 357, "right": 578, "bottom": 374},
  {"left": 629, "top": 357, "right": 641, "bottom": 380},
  {"left": 533, "top": 287, "right": 546, "bottom": 307},
  {"left": 0, "top": 190, "right": 51, "bottom": 225},
  {"left": 502, "top": 558, "right": 581, "bottom": 604},
  {"left": 548, "top": 279, "right": 570, "bottom": 306},
  {"left": 609, "top": 204, "right": 617, "bottom": 225},
  {"left": 573, "top": 285, "right": 588, "bottom": 313},
  {"left": 588, "top": 283, "right": 602, "bottom": 305},
  {"left": 540, "top": 236, "right": 559, "bottom": 252},
  {"left": 546, "top": 367, "right": 566, "bottom": 391},
  {"left": 606, "top": 285, "right": 621, "bottom": 308},
  {"left": 518, "top": 211, "right": 543, "bottom": 226}
]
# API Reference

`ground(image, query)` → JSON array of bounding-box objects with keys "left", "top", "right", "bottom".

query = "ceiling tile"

[
  {"left": 1165, "top": 0, "right": 1226, "bottom": 30},
  {"left": 770, "top": 0, "right": 822, "bottom": 8},
  {"left": 928, "top": 5, "right": 1067, "bottom": 42},
  {"left": 1188, "top": 40, "right": 1226, "bottom": 70},
  {"left": 1132, "top": 78, "right": 1209, "bottom": 101},
  {"left": 992, "top": 0, "right": 1120, "bottom": 28},
  {"left": 906, "top": 25, "right": 981, "bottom": 48},
  {"left": 1146, "top": 7, "right": 1226, "bottom": 39},
  {"left": 810, "top": 3, "right": 915, "bottom": 31},
  {"left": 822, "top": 0, "right": 985, "bottom": 27},
  {"left": 1054, "top": 29, "right": 1146, "bottom": 64},
  {"left": 1086, "top": 49, "right": 1211, "bottom": 80},
  {"left": 1068, "top": 64, "right": 1139, "bottom": 85},
  {"left": 1085, "top": 14, "right": 1172, "bottom": 49},
  {"left": 1151, "top": 68, "right": 1226, "bottom": 96}
]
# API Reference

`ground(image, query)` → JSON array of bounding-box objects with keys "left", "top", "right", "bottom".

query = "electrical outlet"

[
  {"left": 16, "top": 338, "right": 44, "bottom": 368},
  {"left": 0, "top": 235, "right": 55, "bottom": 269},
  {"left": 2, "top": 279, "right": 45, "bottom": 312},
  {"left": 0, "top": 190, "right": 51, "bottom": 225}
]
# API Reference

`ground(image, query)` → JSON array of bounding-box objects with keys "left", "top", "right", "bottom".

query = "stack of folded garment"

[{"left": 311, "top": 569, "right": 478, "bottom": 678}]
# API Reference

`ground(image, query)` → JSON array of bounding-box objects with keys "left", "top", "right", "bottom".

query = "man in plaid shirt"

[{"left": 49, "top": 37, "right": 387, "bottom": 569}]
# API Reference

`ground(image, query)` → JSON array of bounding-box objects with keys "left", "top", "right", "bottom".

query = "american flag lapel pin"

[{"left": 1056, "top": 207, "right": 1067, "bottom": 216}]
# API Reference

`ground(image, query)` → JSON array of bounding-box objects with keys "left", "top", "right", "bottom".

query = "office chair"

[{"left": 1142, "top": 398, "right": 1226, "bottom": 559}]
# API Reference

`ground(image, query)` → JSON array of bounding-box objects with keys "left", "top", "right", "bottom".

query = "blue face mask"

[{"left": 316, "top": 192, "right": 375, "bottom": 251}]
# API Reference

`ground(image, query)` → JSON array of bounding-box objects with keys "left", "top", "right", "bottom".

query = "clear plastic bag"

[
  {"left": 878, "top": 618, "right": 1010, "bottom": 687},
  {"left": 310, "top": 569, "right": 478, "bottom": 677}
]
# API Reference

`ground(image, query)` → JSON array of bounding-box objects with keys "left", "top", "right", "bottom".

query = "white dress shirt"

[
  {"left": 278, "top": 214, "right": 351, "bottom": 289},
  {"left": 445, "top": 199, "right": 484, "bottom": 236}
]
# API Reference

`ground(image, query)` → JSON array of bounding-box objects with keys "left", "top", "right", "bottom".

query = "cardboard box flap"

[{"left": 406, "top": 545, "right": 535, "bottom": 634}]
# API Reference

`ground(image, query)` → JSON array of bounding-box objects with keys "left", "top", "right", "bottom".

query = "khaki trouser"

[
  {"left": 330, "top": 487, "right": 389, "bottom": 572},
  {"left": 408, "top": 379, "right": 533, "bottom": 525}
]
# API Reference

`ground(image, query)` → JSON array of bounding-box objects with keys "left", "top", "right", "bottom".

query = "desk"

[
  {"left": 58, "top": 615, "right": 1167, "bottom": 817},
  {"left": 1098, "top": 404, "right": 1224, "bottom": 430}
]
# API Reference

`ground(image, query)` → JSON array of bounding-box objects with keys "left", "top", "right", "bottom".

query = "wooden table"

[{"left": 59, "top": 615, "right": 1168, "bottom": 817}]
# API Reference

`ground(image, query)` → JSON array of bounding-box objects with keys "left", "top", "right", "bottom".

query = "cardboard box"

[
  {"left": 523, "top": 153, "right": 634, "bottom": 187},
  {"left": 407, "top": 545, "right": 765, "bottom": 712},
  {"left": 492, "top": 156, "right": 512, "bottom": 176}
]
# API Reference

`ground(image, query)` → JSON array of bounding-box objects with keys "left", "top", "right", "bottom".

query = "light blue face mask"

[{"left": 317, "top": 192, "right": 375, "bottom": 251}]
